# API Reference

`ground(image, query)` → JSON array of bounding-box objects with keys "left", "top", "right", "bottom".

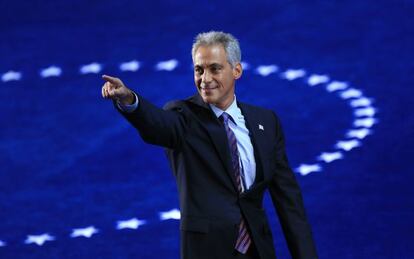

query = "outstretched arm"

[{"left": 101, "top": 75, "right": 186, "bottom": 149}]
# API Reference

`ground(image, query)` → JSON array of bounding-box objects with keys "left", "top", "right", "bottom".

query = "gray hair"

[{"left": 191, "top": 31, "right": 241, "bottom": 67}]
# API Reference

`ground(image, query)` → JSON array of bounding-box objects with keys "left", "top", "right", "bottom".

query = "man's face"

[{"left": 193, "top": 45, "right": 242, "bottom": 110}]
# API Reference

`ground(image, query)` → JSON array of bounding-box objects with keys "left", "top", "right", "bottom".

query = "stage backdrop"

[{"left": 0, "top": 1, "right": 413, "bottom": 258}]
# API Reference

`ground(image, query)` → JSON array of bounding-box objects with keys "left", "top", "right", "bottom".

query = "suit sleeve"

[
  {"left": 268, "top": 112, "right": 318, "bottom": 259},
  {"left": 114, "top": 92, "right": 187, "bottom": 149}
]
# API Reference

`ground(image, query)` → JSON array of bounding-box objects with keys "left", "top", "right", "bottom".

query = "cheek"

[
  {"left": 215, "top": 76, "right": 225, "bottom": 86},
  {"left": 220, "top": 77, "right": 231, "bottom": 89},
  {"left": 194, "top": 77, "right": 200, "bottom": 85},
  {"left": 220, "top": 73, "right": 232, "bottom": 84}
]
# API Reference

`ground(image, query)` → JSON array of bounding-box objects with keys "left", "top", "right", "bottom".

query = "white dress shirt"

[
  {"left": 118, "top": 94, "right": 256, "bottom": 191},
  {"left": 209, "top": 97, "right": 256, "bottom": 191}
]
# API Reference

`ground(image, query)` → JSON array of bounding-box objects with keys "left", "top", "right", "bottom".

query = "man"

[{"left": 101, "top": 31, "right": 318, "bottom": 259}]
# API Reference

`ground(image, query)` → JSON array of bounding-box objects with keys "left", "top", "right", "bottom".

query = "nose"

[{"left": 201, "top": 70, "right": 212, "bottom": 84}]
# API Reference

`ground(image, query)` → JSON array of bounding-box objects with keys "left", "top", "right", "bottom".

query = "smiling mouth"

[{"left": 200, "top": 86, "right": 218, "bottom": 90}]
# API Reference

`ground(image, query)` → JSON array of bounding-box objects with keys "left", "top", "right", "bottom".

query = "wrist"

[{"left": 119, "top": 91, "right": 135, "bottom": 105}]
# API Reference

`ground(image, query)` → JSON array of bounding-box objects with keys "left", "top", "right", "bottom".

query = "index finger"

[{"left": 102, "top": 74, "right": 120, "bottom": 84}]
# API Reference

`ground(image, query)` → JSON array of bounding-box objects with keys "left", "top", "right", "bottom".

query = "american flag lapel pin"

[{"left": 258, "top": 124, "right": 264, "bottom": 131}]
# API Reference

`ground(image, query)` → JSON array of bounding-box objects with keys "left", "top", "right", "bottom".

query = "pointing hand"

[{"left": 101, "top": 75, "right": 135, "bottom": 105}]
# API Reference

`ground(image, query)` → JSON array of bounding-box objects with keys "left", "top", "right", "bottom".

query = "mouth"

[{"left": 199, "top": 86, "right": 218, "bottom": 90}]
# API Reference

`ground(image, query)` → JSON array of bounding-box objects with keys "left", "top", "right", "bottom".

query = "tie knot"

[{"left": 220, "top": 112, "right": 231, "bottom": 124}]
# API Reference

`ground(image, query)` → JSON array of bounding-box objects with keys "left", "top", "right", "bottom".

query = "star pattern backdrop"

[{"left": 0, "top": 1, "right": 413, "bottom": 258}]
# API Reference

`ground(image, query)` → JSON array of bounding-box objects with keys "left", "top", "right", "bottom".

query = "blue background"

[{"left": 0, "top": 0, "right": 413, "bottom": 258}]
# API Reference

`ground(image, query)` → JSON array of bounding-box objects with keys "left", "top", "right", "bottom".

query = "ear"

[{"left": 233, "top": 63, "right": 243, "bottom": 80}]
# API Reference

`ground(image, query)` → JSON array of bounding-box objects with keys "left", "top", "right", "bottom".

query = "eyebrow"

[{"left": 194, "top": 63, "right": 223, "bottom": 69}]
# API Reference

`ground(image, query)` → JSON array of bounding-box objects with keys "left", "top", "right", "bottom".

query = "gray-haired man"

[{"left": 102, "top": 31, "right": 318, "bottom": 259}]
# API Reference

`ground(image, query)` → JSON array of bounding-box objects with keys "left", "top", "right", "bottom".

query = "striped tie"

[{"left": 220, "top": 112, "right": 252, "bottom": 254}]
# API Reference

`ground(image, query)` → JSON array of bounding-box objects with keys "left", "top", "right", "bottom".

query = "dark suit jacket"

[{"left": 115, "top": 93, "right": 318, "bottom": 259}]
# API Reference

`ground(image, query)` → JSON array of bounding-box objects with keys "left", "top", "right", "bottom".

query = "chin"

[
  {"left": 200, "top": 96, "right": 214, "bottom": 104},
  {"left": 201, "top": 96, "right": 211, "bottom": 103}
]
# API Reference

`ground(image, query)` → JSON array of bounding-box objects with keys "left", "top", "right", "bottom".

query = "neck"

[{"left": 215, "top": 95, "right": 235, "bottom": 110}]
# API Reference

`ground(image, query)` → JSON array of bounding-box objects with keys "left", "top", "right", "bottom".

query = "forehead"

[{"left": 193, "top": 44, "right": 227, "bottom": 66}]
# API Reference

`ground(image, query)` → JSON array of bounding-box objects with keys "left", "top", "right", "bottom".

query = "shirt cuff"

[{"left": 117, "top": 92, "right": 139, "bottom": 113}]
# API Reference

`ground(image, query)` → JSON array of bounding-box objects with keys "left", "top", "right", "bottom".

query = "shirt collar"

[{"left": 209, "top": 96, "right": 240, "bottom": 125}]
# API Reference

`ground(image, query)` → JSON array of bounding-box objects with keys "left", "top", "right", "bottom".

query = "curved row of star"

[
  {"left": 1, "top": 59, "right": 378, "bottom": 176},
  {"left": 0, "top": 60, "right": 378, "bottom": 247},
  {"left": 281, "top": 70, "right": 378, "bottom": 176},
  {"left": 0, "top": 209, "right": 181, "bottom": 247}
]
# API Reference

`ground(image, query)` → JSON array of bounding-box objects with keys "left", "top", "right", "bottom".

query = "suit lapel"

[
  {"left": 238, "top": 102, "right": 267, "bottom": 188},
  {"left": 188, "top": 94, "right": 239, "bottom": 192}
]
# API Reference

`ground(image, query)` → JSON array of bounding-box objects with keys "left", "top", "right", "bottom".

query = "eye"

[
  {"left": 195, "top": 67, "right": 203, "bottom": 75},
  {"left": 211, "top": 66, "right": 221, "bottom": 74}
]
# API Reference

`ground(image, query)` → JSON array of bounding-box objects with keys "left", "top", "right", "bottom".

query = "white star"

[
  {"left": 116, "top": 218, "right": 146, "bottom": 230},
  {"left": 1, "top": 70, "right": 22, "bottom": 82},
  {"left": 339, "top": 88, "right": 363, "bottom": 99},
  {"left": 280, "top": 69, "right": 306, "bottom": 80},
  {"left": 335, "top": 140, "right": 361, "bottom": 151},
  {"left": 307, "top": 74, "right": 329, "bottom": 86},
  {"left": 346, "top": 128, "right": 371, "bottom": 139},
  {"left": 295, "top": 164, "right": 322, "bottom": 176},
  {"left": 350, "top": 97, "right": 372, "bottom": 108},
  {"left": 240, "top": 62, "right": 250, "bottom": 70},
  {"left": 159, "top": 208, "right": 181, "bottom": 220},
  {"left": 40, "top": 66, "right": 62, "bottom": 78},
  {"left": 0, "top": 240, "right": 6, "bottom": 247},
  {"left": 155, "top": 59, "right": 178, "bottom": 71},
  {"left": 255, "top": 65, "right": 278, "bottom": 77},
  {"left": 120, "top": 60, "right": 141, "bottom": 72},
  {"left": 25, "top": 234, "right": 55, "bottom": 246},
  {"left": 80, "top": 62, "right": 102, "bottom": 74},
  {"left": 70, "top": 226, "right": 99, "bottom": 238},
  {"left": 353, "top": 118, "right": 377, "bottom": 128},
  {"left": 326, "top": 81, "right": 348, "bottom": 92},
  {"left": 354, "top": 107, "right": 376, "bottom": 117},
  {"left": 317, "top": 152, "right": 343, "bottom": 163}
]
